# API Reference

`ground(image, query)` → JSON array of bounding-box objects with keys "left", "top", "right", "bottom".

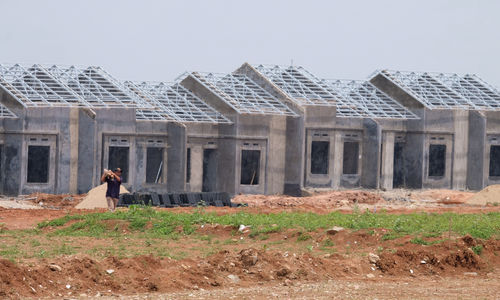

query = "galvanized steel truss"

[
  {"left": 125, "top": 81, "right": 232, "bottom": 123},
  {"left": 324, "top": 80, "right": 419, "bottom": 119},
  {"left": 187, "top": 72, "right": 297, "bottom": 116},
  {"left": 0, "top": 64, "right": 152, "bottom": 110},
  {"left": 253, "top": 64, "right": 339, "bottom": 106},
  {"left": 0, "top": 103, "right": 16, "bottom": 118},
  {"left": 377, "top": 70, "right": 500, "bottom": 110},
  {"left": 254, "top": 64, "right": 417, "bottom": 119}
]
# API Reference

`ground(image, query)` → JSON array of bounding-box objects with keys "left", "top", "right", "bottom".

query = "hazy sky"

[{"left": 1, "top": 0, "right": 499, "bottom": 86}]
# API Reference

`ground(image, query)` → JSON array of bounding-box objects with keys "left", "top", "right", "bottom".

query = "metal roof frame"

[
  {"left": 324, "top": 79, "right": 419, "bottom": 119},
  {"left": 253, "top": 64, "right": 340, "bottom": 106},
  {"left": 0, "top": 63, "right": 153, "bottom": 110},
  {"left": 186, "top": 72, "right": 297, "bottom": 116},
  {"left": 254, "top": 64, "right": 417, "bottom": 119},
  {"left": 0, "top": 103, "right": 17, "bottom": 118},
  {"left": 375, "top": 70, "right": 500, "bottom": 110},
  {"left": 125, "top": 81, "right": 232, "bottom": 123}
]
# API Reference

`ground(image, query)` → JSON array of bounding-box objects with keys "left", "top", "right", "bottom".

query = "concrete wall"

[{"left": 180, "top": 74, "right": 291, "bottom": 195}]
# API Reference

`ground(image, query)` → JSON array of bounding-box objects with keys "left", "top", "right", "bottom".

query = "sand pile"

[
  {"left": 465, "top": 184, "right": 500, "bottom": 206},
  {"left": 75, "top": 183, "right": 129, "bottom": 209}
]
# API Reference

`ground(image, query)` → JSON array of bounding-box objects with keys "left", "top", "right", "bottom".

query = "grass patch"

[
  {"left": 0, "top": 207, "right": 498, "bottom": 261},
  {"left": 472, "top": 245, "right": 483, "bottom": 255}
]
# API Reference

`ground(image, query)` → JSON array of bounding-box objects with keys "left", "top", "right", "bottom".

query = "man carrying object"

[{"left": 101, "top": 168, "right": 122, "bottom": 212}]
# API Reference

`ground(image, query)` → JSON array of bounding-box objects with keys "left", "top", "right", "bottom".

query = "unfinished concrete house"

[
  {"left": 370, "top": 70, "right": 500, "bottom": 190},
  {"left": 0, "top": 64, "right": 185, "bottom": 196},
  {"left": 124, "top": 81, "right": 232, "bottom": 194},
  {"left": 236, "top": 63, "right": 418, "bottom": 190},
  {"left": 178, "top": 71, "right": 298, "bottom": 195}
]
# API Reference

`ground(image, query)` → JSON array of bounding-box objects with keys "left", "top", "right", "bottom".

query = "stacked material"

[{"left": 75, "top": 183, "right": 129, "bottom": 209}]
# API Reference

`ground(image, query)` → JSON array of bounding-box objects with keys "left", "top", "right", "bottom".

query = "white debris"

[
  {"left": 227, "top": 274, "right": 240, "bottom": 283},
  {"left": 66, "top": 284, "right": 71, "bottom": 289},
  {"left": 106, "top": 269, "right": 115, "bottom": 274},
  {"left": 368, "top": 253, "right": 380, "bottom": 264}
]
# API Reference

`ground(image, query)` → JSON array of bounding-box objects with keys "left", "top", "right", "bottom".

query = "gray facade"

[{"left": 1, "top": 63, "right": 500, "bottom": 196}]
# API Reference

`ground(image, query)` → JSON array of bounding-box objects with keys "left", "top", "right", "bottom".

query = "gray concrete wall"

[
  {"left": 235, "top": 63, "right": 305, "bottom": 195},
  {"left": 483, "top": 111, "right": 500, "bottom": 187},
  {"left": 361, "top": 119, "right": 381, "bottom": 188},
  {"left": 452, "top": 110, "right": 469, "bottom": 190},
  {"left": 467, "top": 110, "right": 486, "bottom": 190}
]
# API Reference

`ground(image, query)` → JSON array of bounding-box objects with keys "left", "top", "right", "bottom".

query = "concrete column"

[
  {"left": 167, "top": 123, "right": 186, "bottom": 192},
  {"left": 361, "top": 119, "right": 381, "bottom": 188},
  {"left": 452, "top": 110, "right": 469, "bottom": 190},
  {"left": 283, "top": 116, "right": 304, "bottom": 196},
  {"left": 69, "top": 108, "right": 79, "bottom": 194},
  {"left": 467, "top": 110, "right": 486, "bottom": 190},
  {"left": 190, "top": 145, "right": 203, "bottom": 192},
  {"left": 380, "top": 131, "right": 395, "bottom": 190},
  {"left": 331, "top": 131, "right": 343, "bottom": 189}
]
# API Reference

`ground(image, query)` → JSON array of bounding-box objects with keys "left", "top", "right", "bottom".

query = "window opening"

[
  {"left": 241, "top": 150, "right": 261, "bottom": 185},
  {"left": 310, "top": 141, "right": 329, "bottom": 174},
  {"left": 27, "top": 145, "right": 50, "bottom": 183}
]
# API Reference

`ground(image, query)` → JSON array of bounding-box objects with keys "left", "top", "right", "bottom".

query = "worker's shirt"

[{"left": 105, "top": 176, "right": 122, "bottom": 199}]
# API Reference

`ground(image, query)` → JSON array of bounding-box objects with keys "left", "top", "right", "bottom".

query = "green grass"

[
  {"left": 32, "top": 206, "right": 500, "bottom": 240},
  {"left": 1, "top": 207, "right": 498, "bottom": 261}
]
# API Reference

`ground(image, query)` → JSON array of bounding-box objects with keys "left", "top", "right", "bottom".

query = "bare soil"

[{"left": 0, "top": 189, "right": 499, "bottom": 299}]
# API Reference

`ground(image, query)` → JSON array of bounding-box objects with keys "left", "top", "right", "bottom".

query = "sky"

[{"left": 1, "top": 0, "right": 499, "bottom": 87}]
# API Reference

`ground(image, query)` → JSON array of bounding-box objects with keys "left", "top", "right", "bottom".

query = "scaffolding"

[
  {"left": 186, "top": 72, "right": 297, "bottom": 116},
  {"left": 0, "top": 64, "right": 153, "bottom": 110},
  {"left": 125, "top": 81, "right": 232, "bottom": 123},
  {"left": 376, "top": 70, "right": 500, "bottom": 110}
]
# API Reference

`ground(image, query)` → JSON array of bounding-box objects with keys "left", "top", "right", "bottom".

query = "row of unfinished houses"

[{"left": 1, "top": 62, "right": 500, "bottom": 196}]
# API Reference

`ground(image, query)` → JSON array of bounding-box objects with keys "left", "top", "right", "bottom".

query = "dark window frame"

[
  {"left": 240, "top": 149, "right": 261, "bottom": 185},
  {"left": 27, "top": 145, "right": 50, "bottom": 183},
  {"left": 310, "top": 141, "right": 329, "bottom": 175},
  {"left": 489, "top": 145, "right": 500, "bottom": 177},
  {"left": 428, "top": 144, "right": 446, "bottom": 177},
  {"left": 343, "top": 141, "right": 359, "bottom": 175},
  {"left": 145, "top": 147, "right": 164, "bottom": 184}
]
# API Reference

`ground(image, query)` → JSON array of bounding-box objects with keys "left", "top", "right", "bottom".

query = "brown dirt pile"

[
  {"left": 1, "top": 237, "right": 498, "bottom": 298},
  {"left": 235, "top": 190, "right": 383, "bottom": 210},
  {"left": 466, "top": 184, "right": 500, "bottom": 206},
  {"left": 27, "top": 193, "right": 85, "bottom": 209}
]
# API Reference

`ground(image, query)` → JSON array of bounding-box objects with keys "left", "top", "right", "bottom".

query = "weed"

[
  {"left": 472, "top": 245, "right": 483, "bottom": 255},
  {"left": 322, "top": 239, "right": 335, "bottom": 247},
  {"left": 297, "top": 233, "right": 312, "bottom": 241}
]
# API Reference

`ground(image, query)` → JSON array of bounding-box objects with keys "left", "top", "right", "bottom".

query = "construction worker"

[{"left": 101, "top": 168, "right": 122, "bottom": 212}]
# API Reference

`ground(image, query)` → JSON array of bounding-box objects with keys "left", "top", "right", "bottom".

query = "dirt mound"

[
  {"left": 375, "top": 237, "right": 494, "bottom": 276},
  {"left": 466, "top": 184, "right": 500, "bottom": 206},
  {"left": 234, "top": 190, "right": 383, "bottom": 211},
  {"left": 75, "top": 184, "right": 129, "bottom": 209},
  {"left": 27, "top": 193, "right": 85, "bottom": 209},
  {"left": 1, "top": 235, "right": 498, "bottom": 298}
]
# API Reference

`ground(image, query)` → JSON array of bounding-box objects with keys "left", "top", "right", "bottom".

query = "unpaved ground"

[{"left": 0, "top": 189, "right": 499, "bottom": 299}]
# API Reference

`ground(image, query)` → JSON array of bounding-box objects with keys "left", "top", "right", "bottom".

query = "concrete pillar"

[
  {"left": 189, "top": 145, "right": 204, "bottom": 192},
  {"left": 69, "top": 108, "right": 79, "bottom": 194},
  {"left": 361, "top": 119, "right": 381, "bottom": 188},
  {"left": 167, "top": 122, "right": 186, "bottom": 192},
  {"left": 380, "top": 131, "right": 395, "bottom": 190},
  {"left": 467, "top": 110, "right": 486, "bottom": 190},
  {"left": 283, "top": 116, "right": 304, "bottom": 196},
  {"left": 331, "top": 131, "right": 343, "bottom": 189},
  {"left": 452, "top": 110, "right": 469, "bottom": 190},
  {"left": 77, "top": 109, "right": 97, "bottom": 193}
]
